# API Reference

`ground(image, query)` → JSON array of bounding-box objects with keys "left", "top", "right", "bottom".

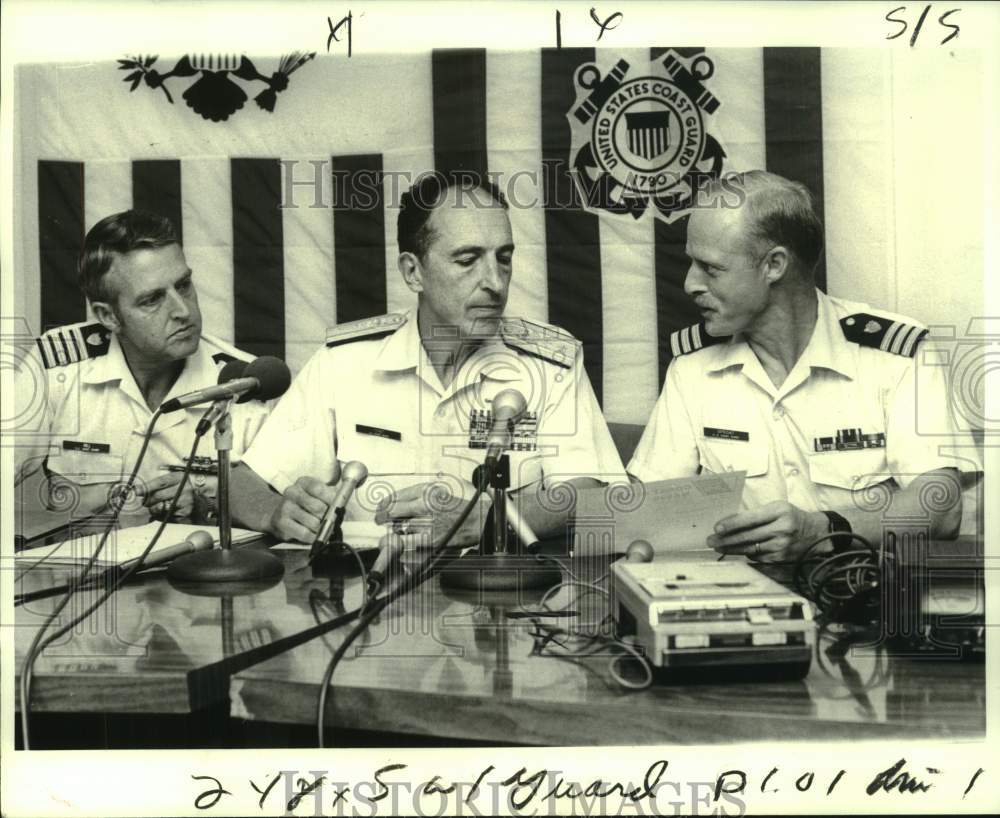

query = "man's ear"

[
  {"left": 398, "top": 252, "right": 424, "bottom": 294},
  {"left": 90, "top": 300, "right": 121, "bottom": 334},
  {"left": 762, "top": 245, "right": 792, "bottom": 286}
]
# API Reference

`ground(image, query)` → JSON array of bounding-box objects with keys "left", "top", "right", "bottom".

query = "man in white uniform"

[
  {"left": 233, "top": 176, "right": 625, "bottom": 547},
  {"left": 629, "top": 171, "right": 976, "bottom": 561},
  {"left": 13, "top": 210, "right": 270, "bottom": 523}
]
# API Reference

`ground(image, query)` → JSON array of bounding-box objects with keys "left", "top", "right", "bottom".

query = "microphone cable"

[
  {"left": 315, "top": 482, "right": 487, "bottom": 748},
  {"left": 792, "top": 531, "right": 888, "bottom": 625},
  {"left": 308, "top": 539, "right": 371, "bottom": 647},
  {"left": 524, "top": 552, "right": 653, "bottom": 691},
  {"left": 18, "top": 406, "right": 210, "bottom": 749}
]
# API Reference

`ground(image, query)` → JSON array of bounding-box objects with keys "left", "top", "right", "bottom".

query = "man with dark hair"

[
  {"left": 629, "top": 170, "right": 977, "bottom": 560},
  {"left": 232, "top": 176, "right": 624, "bottom": 547},
  {"left": 14, "top": 210, "right": 270, "bottom": 523}
]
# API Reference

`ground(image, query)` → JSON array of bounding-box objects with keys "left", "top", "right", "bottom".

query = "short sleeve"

[
  {"left": 627, "top": 358, "right": 700, "bottom": 483},
  {"left": 886, "top": 345, "right": 982, "bottom": 485},
  {"left": 11, "top": 347, "right": 56, "bottom": 483},
  {"left": 241, "top": 349, "right": 338, "bottom": 493},
  {"left": 537, "top": 351, "right": 626, "bottom": 485}
]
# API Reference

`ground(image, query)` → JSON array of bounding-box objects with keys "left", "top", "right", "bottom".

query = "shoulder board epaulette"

[
  {"left": 326, "top": 313, "right": 406, "bottom": 348},
  {"left": 669, "top": 322, "right": 730, "bottom": 358},
  {"left": 500, "top": 318, "right": 578, "bottom": 369},
  {"left": 36, "top": 321, "right": 111, "bottom": 369},
  {"left": 840, "top": 313, "right": 927, "bottom": 358},
  {"left": 202, "top": 333, "right": 254, "bottom": 368}
]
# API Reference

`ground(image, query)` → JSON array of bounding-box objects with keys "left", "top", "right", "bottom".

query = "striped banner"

[{"left": 19, "top": 48, "right": 824, "bottom": 425}]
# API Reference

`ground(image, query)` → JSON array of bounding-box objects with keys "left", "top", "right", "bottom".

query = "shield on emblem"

[{"left": 625, "top": 110, "right": 671, "bottom": 161}]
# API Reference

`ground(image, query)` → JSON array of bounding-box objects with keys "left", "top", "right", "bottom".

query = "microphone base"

[
  {"left": 166, "top": 547, "right": 284, "bottom": 584},
  {"left": 438, "top": 553, "right": 561, "bottom": 592}
]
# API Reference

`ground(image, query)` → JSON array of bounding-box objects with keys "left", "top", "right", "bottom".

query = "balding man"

[
  {"left": 232, "top": 174, "right": 624, "bottom": 547},
  {"left": 629, "top": 170, "right": 976, "bottom": 561}
]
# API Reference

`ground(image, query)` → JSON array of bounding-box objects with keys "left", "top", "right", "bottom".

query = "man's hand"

[
  {"left": 707, "top": 500, "right": 828, "bottom": 562},
  {"left": 140, "top": 472, "right": 196, "bottom": 521},
  {"left": 373, "top": 479, "right": 490, "bottom": 552},
  {"left": 268, "top": 476, "right": 339, "bottom": 544}
]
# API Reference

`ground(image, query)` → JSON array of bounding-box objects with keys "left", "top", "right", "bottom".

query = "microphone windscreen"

[
  {"left": 341, "top": 460, "right": 369, "bottom": 486},
  {"left": 185, "top": 530, "right": 217, "bottom": 551},
  {"left": 217, "top": 358, "right": 248, "bottom": 384},
  {"left": 491, "top": 388, "right": 527, "bottom": 422},
  {"left": 240, "top": 356, "right": 291, "bottom": 402},
  {"left": 625, "top": 539, "right": 654, "bottom": 563}
]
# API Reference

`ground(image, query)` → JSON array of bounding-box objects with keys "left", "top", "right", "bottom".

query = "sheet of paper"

[
  {"left": 573, "top": 472, "right": 746, "bottom": 559},
  {"left": 14, "top": 522, "right": 260, "bottom": 566},
  {"left": 270, "top": 520, "right": 385, "bottom": 551}
]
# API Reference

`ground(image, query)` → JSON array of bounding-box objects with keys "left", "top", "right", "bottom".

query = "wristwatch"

[{"left": 821, "top": 510, "right": 853, "bottom": 553}]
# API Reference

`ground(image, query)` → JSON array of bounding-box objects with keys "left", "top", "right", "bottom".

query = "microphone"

[
  {"left": 366, "top": 538, "right": 404, "bottom": 595},
  {"left": 197, "top": 360, "right": 250, "bottom": 434},
  {"left": 217, "top": 358, "right": 248, "bottom": 385},
  {"left": 625, "top": 539, "right": 654, "bottom": 563},
  {"left": 310, "top": 461, "right": 369, "bottom": 556},
  {"left": 119, "top": 530, "right": 216, "bottom": 573},
  {"left": 484, "top": 388, "right": 528, "bottom": 466},
  {"left": 160, "top": 356, "right": 291, "bottom": 413},
  {"left": 14, "top": 531, "right": 218, "bottom": 606}
]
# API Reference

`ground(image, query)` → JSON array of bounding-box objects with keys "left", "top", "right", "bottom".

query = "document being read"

[{"left": 573, "top": 472, "right": 747, "bottom": 559}]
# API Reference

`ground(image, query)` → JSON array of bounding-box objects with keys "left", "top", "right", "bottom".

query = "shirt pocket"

[
  {"left": 47, "top": 449, "right": 124, "bottom": 485},
  {"left": 340, "top": 422, "right": 417, "bottom": 477},
  {"left": 807, "top": 448, "right": 891, "bottom": 492},
  {"left": 699, "top": 434, "right": 769, "bottom": 478},
  {"left": 806, "top": 420, "right": 891, "bottom": 491},
  {"left": 506, "top": 450, "right": 545, "bottom": 491}
]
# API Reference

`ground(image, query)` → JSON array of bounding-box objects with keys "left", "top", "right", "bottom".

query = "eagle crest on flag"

[
  {"left": 568, "top": 49, "right": 727, "bottom": 222},
  {"left": 117, "top": 53, "right": 316, "bottom": 122}
]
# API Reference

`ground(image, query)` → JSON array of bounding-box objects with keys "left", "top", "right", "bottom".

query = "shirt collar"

[
  {"left": 81, "top": 333, "right": 218, "bottom": 422},
  {"left": 705, "top": 289, "right": 857, "bottom": 380},
  {"left": 802, "top": 289, "right": 857, "bottom": 379},
  {"left": 374, "top": 309, "right": 518, "bottom": 382},
  {"left": 374, "top": 309, "right": 421, "bottom": 372}
]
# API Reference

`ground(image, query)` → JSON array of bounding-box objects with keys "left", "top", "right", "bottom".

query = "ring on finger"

[{"left": 752, "top": 542, "right": 762, "bottom": 556}]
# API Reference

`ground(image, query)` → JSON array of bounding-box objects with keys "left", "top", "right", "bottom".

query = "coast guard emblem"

[{"left": 568, "top": 49, "right": 727, "bottom": 222}]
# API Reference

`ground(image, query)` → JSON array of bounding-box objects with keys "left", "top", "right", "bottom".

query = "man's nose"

[
  {"left": 684, "top": 264, "right": 705, "bottom": 297},
  {"left": 480, "top": 256, "right": 504, "bottom": 294},
  {"left": 168, "top": 288, "right": 192, "bottom": 319}
]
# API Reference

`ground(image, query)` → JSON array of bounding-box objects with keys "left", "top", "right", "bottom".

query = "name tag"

[
  {"left": 703, "top": 427, "right": 749, "bottom": 442},
  {"left": 813, "top": 428, "right": 886, "bottom": 452},
  {"left": 62, "top": 440, "right": 110, "bottom": 454},
  {"left": 356, "top": 424, "right": 401, "bottom": 442}
]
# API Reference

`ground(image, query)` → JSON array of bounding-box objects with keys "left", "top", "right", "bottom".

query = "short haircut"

[
  {"left": 78, "top": 210, "right": 180, "bottom": 303},
  {"left": 705, "top": 170, "right": 824, "bottom": 275},
  {"left": 397, "top": 172, "right": 508, "bottom": 259}
]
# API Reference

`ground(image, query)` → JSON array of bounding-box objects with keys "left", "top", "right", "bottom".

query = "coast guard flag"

[{"left": 16, "top": 47, "right": 824, "bottom": 425}]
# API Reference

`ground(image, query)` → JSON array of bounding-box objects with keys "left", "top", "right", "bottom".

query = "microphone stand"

[
  {"left": 491, "top": 457, "right": 509, "bottom": 557},
  {"left": 439, "top": 454, "right": 560, "bottom": 593},
  {"left": 168, "top": 402, "right": 284, "bottom": 583}
]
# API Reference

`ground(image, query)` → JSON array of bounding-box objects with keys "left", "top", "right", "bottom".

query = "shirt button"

[
  {"left": 772, "top": 407, "right": 784, "bottom": 420},
  {"left": 787, "top": 467, "right": 800, "bottom": 477}
]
